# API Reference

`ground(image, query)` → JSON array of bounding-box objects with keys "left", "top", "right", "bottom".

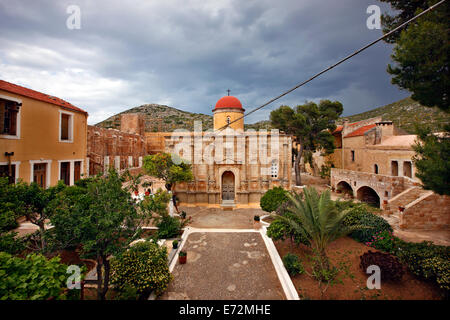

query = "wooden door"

[
  {"left": 60, "top": 162, "right": 70, "bottom": 185},
  {"left": 33, "top": 163, "right": 47, "bottom": 188},
  {"left": 74, "top": 161, "right": 81, "bottom": 182},
  {"left": 221, "top": 171, "right": 235, "bottom": 201}
]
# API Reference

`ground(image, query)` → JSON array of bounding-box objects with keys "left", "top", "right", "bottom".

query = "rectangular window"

[
  {"left": 61, "top": 114, "right": 70, "bottom": 140},
  {"left": 0, "top": 100, "right": 19, "bottom": 136},
  {"left": 351, "top": 150, "right": 355, "bottom": 162},
  {"left": 0, "top": 164, "right": 16, "bottom": 184},
  {"left": 60, "top": 162, "right": 70, "bottom": 185},
  {"left": 271, "top": 161, "right": 278, "bottom": 178}
]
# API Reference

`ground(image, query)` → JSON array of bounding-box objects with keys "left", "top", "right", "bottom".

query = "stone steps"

[{"left": 385, "top": 187, "right": 429, "bottom": 214}]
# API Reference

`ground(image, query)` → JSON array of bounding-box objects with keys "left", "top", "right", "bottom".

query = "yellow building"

[{"left": 0, "top": 80, "right": 88, "bottom": 187}]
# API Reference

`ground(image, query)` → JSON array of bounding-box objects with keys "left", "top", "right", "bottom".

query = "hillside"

[
  {"left": 341, "top": 97, "right": 449, "bottom": 133},
  {"left": 95, "top": 103, "right": 272, "bottom": 131},
  {"left": 96, "top": 97, "right": 449, "bottom": 134}
]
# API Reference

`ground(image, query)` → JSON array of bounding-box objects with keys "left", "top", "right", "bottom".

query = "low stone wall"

[{"left": 400, "top": 193, "right": 450, "bottom": 230}]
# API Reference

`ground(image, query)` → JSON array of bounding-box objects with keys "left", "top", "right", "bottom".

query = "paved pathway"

[{"left": 159, "top": 232, "right": 286, "bottom": 300}]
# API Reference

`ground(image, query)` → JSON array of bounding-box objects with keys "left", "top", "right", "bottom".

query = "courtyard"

[{"left": 160, "top": 232, "right": 286, "bottom": 300}]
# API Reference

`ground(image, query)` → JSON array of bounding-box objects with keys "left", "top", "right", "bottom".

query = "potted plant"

[
  {"left": 172, "top": 240, "right": 179, "bottom": 249},
  {"left": 399, "top": 206, "right": 405, "bottom": 212},
  {"left": 180, "top": 211, "right": 187, "bottom": 219},
  {"left": 179, "top": 251, "right": 187, "bottom": 264},
  {"left": 253, "top": 215, "right": 261, "bottom": 229}
]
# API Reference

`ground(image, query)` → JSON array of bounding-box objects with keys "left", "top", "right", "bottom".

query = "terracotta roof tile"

[
  {"left": 344, "top": 124, "right": 376, "bottom": 138},
  {"left": 0, "top": 80, "right": 88, "bottom": 115}
]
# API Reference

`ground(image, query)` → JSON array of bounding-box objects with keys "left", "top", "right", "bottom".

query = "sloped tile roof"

[
  {"left": 0, "top": 80, "right": 88, "bottom": 115},
  {"left": 344, "top": 124, "right": 376, "bottom": 138}
]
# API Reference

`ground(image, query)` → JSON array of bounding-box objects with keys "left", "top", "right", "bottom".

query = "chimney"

[{"left": 376, "top": 121, "right": 394, "bottom": 142}]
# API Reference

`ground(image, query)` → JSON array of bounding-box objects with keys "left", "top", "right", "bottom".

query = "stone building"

[
  {"left": 323, "top": 116, "right": 449, "bottom": 231},
  {"left": 87, "top": 114, "right": 147, "bottom": 176},
  {"left": 144, "top": 95, "right": 293, "bottom": 208}
]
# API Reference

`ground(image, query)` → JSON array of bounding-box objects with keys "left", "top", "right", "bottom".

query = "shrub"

[
  {"left": 260, "top": 187, "right": 288, "bottom": 213},
  {"left": 366, "top": 230, "right": 397, "bottom": 253},
  {"left": 395, "top": 240, "right": 450, "bottom": 291},
  {"left": 266, "top": 215, "right": 310, "bottom": 246},
  {"left": 110, "top": 241, "right": 172, "bottom": 296},
  {"left": 282, "top": 253, "right": 304, "bottom": 276},
  {"left": 0, "top": 210, "right": 19, "bottom": 232},
  {"left": 360, "top": 250, "right": 404, "bottom": 282},
  {"left": 156, "top": 215, "right": 181, "bottom": 239},
  {"left": 342, "top": 206, "right": 392, "bottom": 243},
  {"left": 0, "top": 232, "right": 25, "bottom": 255},
  {"left": 0, "top": 252, "right": 71, "bottom": 300}
]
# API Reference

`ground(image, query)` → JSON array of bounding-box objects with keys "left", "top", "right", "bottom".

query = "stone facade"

[
  {"left": 148, "top": 130, "right": 293, "bottom": 208},
  {"left": 87, "top": 114, "right": 147, "bottom": 175},
  {"left": 400, "top": 193, "right": 450, "bottom": 230}
]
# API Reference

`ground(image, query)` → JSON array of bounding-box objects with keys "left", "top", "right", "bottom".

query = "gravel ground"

[
  {"left": 179, "top": 206, "right": 267, "bottom": 229},
  {"left": 159, "top": 232, "right": 286, "bottom": 300}
]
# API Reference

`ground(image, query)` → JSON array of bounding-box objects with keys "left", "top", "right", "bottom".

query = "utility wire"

[{"left": 217, "top": 0, "right": 447, "bottom": 132}]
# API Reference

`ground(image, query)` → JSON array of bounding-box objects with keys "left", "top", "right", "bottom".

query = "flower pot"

[
  {"left": 399, "top": 206, "right": 405, "bottom": 212},
  {"left": 172, "top": 242, "right": 178, "bottom": 249},
  {"left": 179, "top": 254, "right": 187, "bottom": 264}
]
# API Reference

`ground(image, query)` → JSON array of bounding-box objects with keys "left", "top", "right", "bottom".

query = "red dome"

[{"left": 213, "top": 96, "right": 244, "bottom": 111}]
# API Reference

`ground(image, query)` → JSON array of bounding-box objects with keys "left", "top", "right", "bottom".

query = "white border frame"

[
  {"left": 58, "top": 159, "right": 84, "bottom": 186},
  {"left": 0, "top": 94, "right": 22, "bottom": 140},
  {"left": 59, "top": 110, "right": 74, "bottom": 143},
  {"left": 29, "top": 160, "right": 52, "bottom": 188},
  {"left": 0, "top": 161, "right": 21, "bottom": 183}
]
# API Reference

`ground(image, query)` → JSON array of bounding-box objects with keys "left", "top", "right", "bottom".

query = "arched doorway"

[
  {"left": 337, "top": 181, "right": 353, "bottom": 197},
  {"left": 357, "top": 186, "right": 380, "bottom": 208},
  {"left": 221, "top": 171, "right": 235, "bottom": 201}
]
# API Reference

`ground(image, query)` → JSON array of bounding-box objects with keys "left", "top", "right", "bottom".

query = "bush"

[
  {"left": 111, "top": 241, "right": 172, "bottom": 296},
  {"left": 0, "top": 252, "right": 71, "bottom": 300},
  {"left": 360, "top": 250, "right": 404, "bottom": 282},
  {"left": 366, "top": 230, "right": 397, "bottom": 253},
  {"left": 395, "top": 240, "right": 450, "bottom": 291},
  {"left": 0, "top": 232, "right": 25, "bottom": 255},
  {"left": 0, "top": 210, "right": 19, "bottom": 232},
  {"left": 156, "top": 215, "right": 181, "bottom": 239},
  {"left": 342, "top": 206, "right": 392, "bottom": 243},
  {"left": 266, "top": 215, "right": 310, "bottom": 246},
  {"left": 260, "top": 187, "right": 288, "bottom": 213},
  {"left": 282, "top": 253, "right": 304, "bottom": 276}
]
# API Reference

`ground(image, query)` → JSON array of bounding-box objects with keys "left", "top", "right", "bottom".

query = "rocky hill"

[
  {"left": 96, "top": 97, "right": 449, "bottom": 134},
  {"left": 341, "top": 97, "right": 449, "bottom": 133},
  {"left": 95, "top": 103, "right": 272, "bottom": 131}
]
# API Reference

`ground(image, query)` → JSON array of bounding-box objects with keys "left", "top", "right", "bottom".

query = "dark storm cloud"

[{"left": 0, "top": 0, "right": 409, "bottom": 124}]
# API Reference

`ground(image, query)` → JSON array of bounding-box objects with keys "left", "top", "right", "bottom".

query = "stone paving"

[
  {"left": 180, "top": 206, "right": 267, "bottom": 229},
  {"left": 159, "top": 232, "right": 286, "bottom": 300}
]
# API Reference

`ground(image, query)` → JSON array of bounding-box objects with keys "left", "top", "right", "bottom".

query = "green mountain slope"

[
  {"left": 96, "top": 97, "right": 449, "bottom": 134},
  {"left": 342, "top": 97, "right": 449, "bottom": 133}
]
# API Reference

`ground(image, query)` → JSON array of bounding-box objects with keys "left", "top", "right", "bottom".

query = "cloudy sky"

[{"left": 0, "top": 0, "right": 409, "bottom": 125}]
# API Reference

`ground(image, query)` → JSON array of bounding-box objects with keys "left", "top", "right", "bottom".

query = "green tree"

[
  {"left": 142, "top": 152, "right": 193, "bottom": 190},
  {"left": 381, "top": 0, "right": 449, "bottom": 111},
  {"left": 270, "top": 100, "right": 343, "bottom": 185},
  {"left": 0, "top": 252, "right": 72, "bottom": 300},
  {"left": 49, "top": 169, "right": 146, "bottom": 300},
  {"left": 280, "top": 187, "right": 361, "bottom": 274},
  {"left": 412, "top": 125, "right": 450, "bottom": 195},
  {"left": 12, "top": 181, "right": 66, "bottom": 250}
]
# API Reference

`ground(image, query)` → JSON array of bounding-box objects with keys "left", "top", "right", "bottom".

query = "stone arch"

[
  {"left": 357, "top": 186, "right": 380, "bottom": 208},
  {"left": 336, "top": 181, "right": 353, "bottom": 197},
  {"left": 221, "top": 171, "right": 235, "bottom": 201}
]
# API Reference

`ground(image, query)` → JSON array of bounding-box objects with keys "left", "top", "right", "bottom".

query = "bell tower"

[{"left": 212, "top": 93, "right": 245, "bottom": 131}]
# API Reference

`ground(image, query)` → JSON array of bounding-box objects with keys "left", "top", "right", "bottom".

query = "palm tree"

[{"left": 279, "top": 187, "right": 363, "bottom": 274}]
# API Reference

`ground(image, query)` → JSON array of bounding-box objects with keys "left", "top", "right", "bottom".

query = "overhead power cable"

[{"left": 217, "top": 0, "right": 447, "bottom": 132}]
